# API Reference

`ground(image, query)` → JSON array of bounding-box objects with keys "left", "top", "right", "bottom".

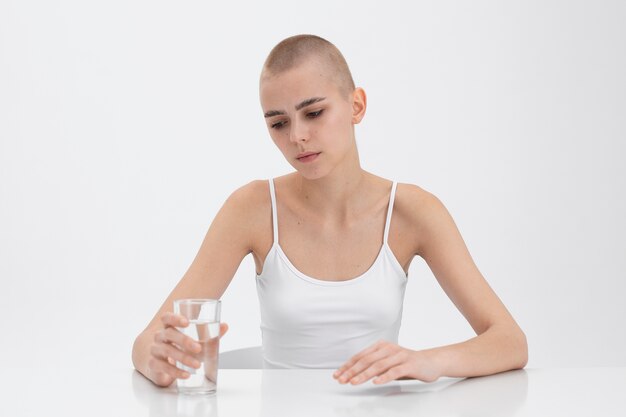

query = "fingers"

[
  {"left": 336, "top": 345, "right": 399, "bottom": 384},
  {"left": 162, "top": 314, "right": 228, "bottom": 343},
  {"left": 351, "top": 353, "right": 406, "bottom": 385},
  {"left": 373, "top": 364, "right": 409, "bottom": 385},
  {"left": 219, "top": 322, "right": 229, "bottom": 339},
  {"left": 149, "top": 316, "right": 229, "bottom": 388},
  {"left": 333, "top": 340, "right": 387, "bottom": 380},
  {"left": 151, "top": 342, "right": 201, "bottom": 370},
  {"left": 161, "top": 312, "right": 189, "bottom": 328},
  {"left": 334, "top": 341, "right": 413, "bottom": 385},
  {"left": 148, "top": 320, "right": 203, "bottom": 386},
  {"left": 155, "top": 327, "right": 202, "bottom": 353},
  {"left": 148, "top": 356, "right": 190, "bottom": 384}
]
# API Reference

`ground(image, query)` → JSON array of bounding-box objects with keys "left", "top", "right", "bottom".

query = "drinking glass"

[{"left": 173, "top": 299, "right": 221, "bottom": 395}]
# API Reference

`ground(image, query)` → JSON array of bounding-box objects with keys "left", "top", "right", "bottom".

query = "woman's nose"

[{"left": 289, "top": 118, "right": 309, "bottom": 143}]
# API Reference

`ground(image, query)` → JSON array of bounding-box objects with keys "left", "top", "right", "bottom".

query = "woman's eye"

[
  {"left": 271, "top": 110, "right": 322, "bottom": 130},
  {"left": 307, "top": 109, "right": 324, "bottom": 118}
]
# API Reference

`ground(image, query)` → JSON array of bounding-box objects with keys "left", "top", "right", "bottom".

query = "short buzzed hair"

[{"left": 260, "top": 34, "right": 356, "bottom": 99}]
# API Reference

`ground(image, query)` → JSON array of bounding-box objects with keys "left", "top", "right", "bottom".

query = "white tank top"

[{"left": 255, "top": 178, "right": 409, "bottom": 369}]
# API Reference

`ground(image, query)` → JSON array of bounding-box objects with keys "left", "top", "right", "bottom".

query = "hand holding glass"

[{"left": 173, "top": 299, "right": 221, "bottom": 395}]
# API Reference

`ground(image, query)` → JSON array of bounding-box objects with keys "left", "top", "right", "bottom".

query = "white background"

[{"left": 1, "top": 0, "right": 624, "bottom": 372}]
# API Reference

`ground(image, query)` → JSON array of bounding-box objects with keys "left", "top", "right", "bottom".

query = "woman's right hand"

[{"left": 146, "top": 312, "right": 204, "bottom": 387}]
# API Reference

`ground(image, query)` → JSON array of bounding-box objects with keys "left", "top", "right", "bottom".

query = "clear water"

[{"left": 176, "top": 320, "right": 220, "bottom": 394}]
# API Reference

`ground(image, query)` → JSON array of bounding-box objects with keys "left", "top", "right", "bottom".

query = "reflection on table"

[
  {"left": 132, "top": 367, "right": 530, "bottom": 417},
  {"left": 4, "top": 366, "right": 623, "bottom": 416}
]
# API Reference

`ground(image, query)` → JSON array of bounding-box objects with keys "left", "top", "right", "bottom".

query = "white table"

[{"left": 2, "top": 367, "right": 625, "bottom": 416}]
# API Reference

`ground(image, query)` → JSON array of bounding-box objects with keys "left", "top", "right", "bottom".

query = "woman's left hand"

[{"left": 333, "top": 340, "right": 441, "bottom": 385}]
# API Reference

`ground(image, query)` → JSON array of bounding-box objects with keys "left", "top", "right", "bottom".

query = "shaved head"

[{"left": 260, "top": 34, "right": 356, "bottom": 99}]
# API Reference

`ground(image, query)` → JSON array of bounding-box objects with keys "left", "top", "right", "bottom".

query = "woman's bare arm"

[
  {"left": 334, "top": 184, "right": 527, "bottom": 385},
  {"left": 131, "top": 180, "right": 265, "bottom": 385},
  {"left": 413, "top": 187, "right": 528, "bottom": 377}
]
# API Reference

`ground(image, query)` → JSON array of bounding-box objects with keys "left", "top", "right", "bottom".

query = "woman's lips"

[{"left": 297, "top": 152, "right": 320, "bottom": 163}]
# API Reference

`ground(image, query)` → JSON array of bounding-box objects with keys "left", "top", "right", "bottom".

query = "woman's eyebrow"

[{"left": 264, "top": 97, "right": 326, "bottom": 118}]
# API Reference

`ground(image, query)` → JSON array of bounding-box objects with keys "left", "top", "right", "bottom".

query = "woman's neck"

[{"left": 292, "top": 167, "right": 374, "bottom": 225}]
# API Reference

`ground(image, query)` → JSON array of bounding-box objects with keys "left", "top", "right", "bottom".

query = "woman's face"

[{"left": 259, "top": 61, "right": 361, "bottom": 180}]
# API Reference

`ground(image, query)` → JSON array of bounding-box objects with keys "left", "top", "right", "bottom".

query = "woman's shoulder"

[
  {"left": 394, "top": 181, "right": 447, "bottom": 231},
  {"left": 218, "top": 179, "right": 273, "bottom": 246},
  {"left": 225, "top": 179, "right": 271, "bottom": 213},
  {"left": 384, "top": 181, "right": 445, "bottom": 257},
  {"left": 395, "top": 181, "right": 438, "bottom": 210},
  {"left": 225, "top": 174, "right": 302, "bottom": 214}
]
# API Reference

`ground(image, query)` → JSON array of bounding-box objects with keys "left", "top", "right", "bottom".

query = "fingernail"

[
  {"left": 194, "top": 343, "right": 201, "bottom": 351},
  {"left": 182, "top": 372, "right": 190, "bottom": 378}
]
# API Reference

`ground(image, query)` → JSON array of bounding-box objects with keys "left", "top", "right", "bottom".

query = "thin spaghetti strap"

[
  {"left": 383, "top": 181, "right": 398, "bottom": 245},
  {"left": 268, "top": 178, "right": 279, "bottom": 244}
]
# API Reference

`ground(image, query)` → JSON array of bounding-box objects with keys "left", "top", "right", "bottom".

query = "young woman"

[{"left": 132, "top": 34, "right": 527, "bottom": 388}]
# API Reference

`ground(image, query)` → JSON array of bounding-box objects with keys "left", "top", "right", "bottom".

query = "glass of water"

[{"left": 173, "top": 299, "right": 221, "bottom": 395}]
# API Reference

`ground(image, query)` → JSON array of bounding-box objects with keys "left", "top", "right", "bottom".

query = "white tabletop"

[{"left": 2, "top": 366, "right": 625, "bottom": 416}]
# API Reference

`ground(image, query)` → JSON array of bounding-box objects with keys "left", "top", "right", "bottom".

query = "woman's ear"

[{"left": 351, "top": 87, "right": 367, "bottom": 124}]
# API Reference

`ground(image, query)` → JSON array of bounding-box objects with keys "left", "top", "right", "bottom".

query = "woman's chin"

[
  {"left": 287, "top": 161, "right": 323, "bottom": 180},
  {"left": 294, "top": 167, "right": 326, "bottom": 180}
]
